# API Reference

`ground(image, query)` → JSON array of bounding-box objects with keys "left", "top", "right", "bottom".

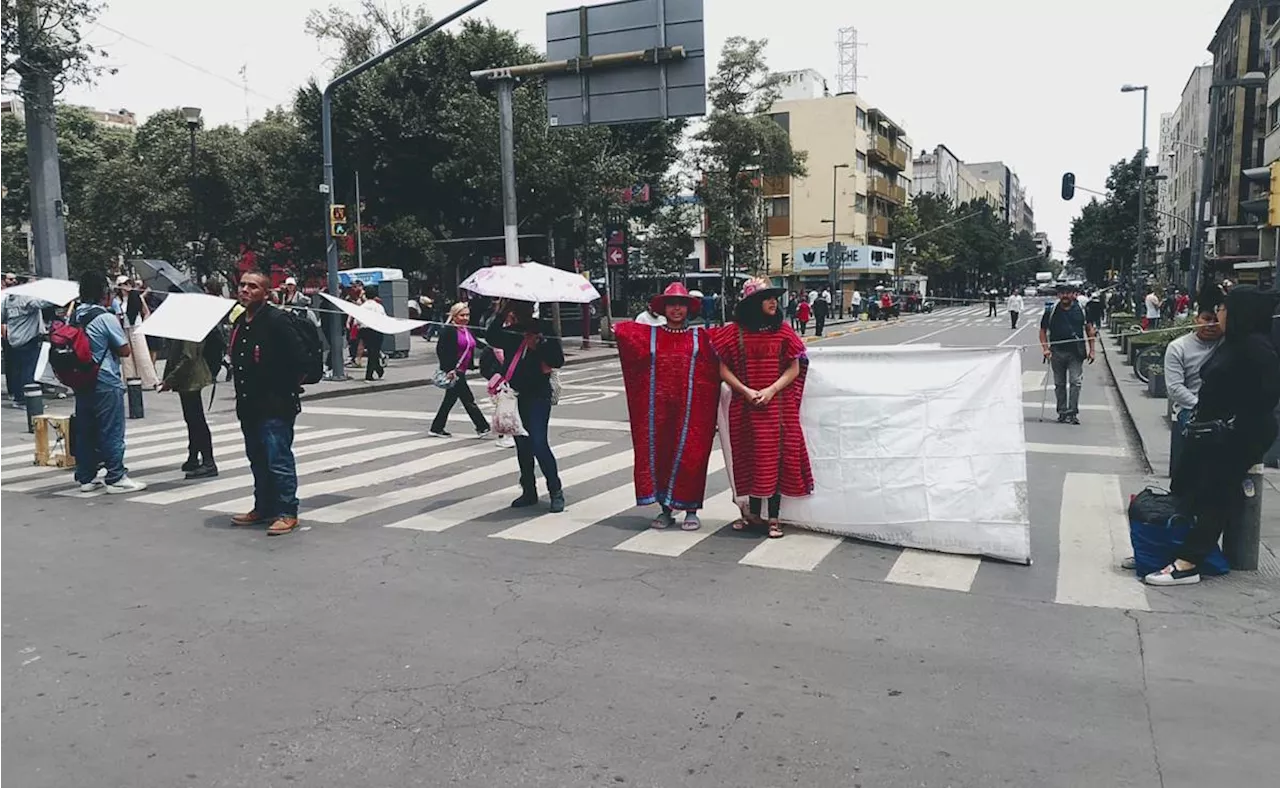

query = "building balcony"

[
  {"left": 761, "top": 175, "right": 790, "bottom": 197},
  {"left": 868, "top": 214, "right": 889, "bottom": 238},
  {"left": 868, "top": 176, "right": 906, "bottom": 206},
  {"left": 868, "top": 135, "right": 907, "bottom": 171}
]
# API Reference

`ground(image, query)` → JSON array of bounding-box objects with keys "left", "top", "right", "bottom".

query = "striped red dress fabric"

[
  {"left": 710, "top": 324, "right": 814, "bottom": 498},
  {"left": 615, "top": 321, "right": 721, "bottom": 510}
]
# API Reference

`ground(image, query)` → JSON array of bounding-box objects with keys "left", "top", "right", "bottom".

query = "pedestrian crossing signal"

[{"left": 330, "top": 204, "right": 349, "bottom": 237}]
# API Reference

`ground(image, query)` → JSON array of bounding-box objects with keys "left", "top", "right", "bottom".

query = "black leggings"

[
  {"left": 179, "top": 390, "right": 214, "bottom": 462},
  {"left": 749, "top": 493, "right": 782, "bottom": 520},
  {"left": 362, "top": 331, "right": 384, "bottom": 379}
]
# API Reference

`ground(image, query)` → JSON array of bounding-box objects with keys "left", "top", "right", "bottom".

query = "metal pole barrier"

[
  {"left": 126, "top": 378, "right": 145, "bottom": 419},
  {"left": 496, "top": 77, "right": 521, "bottom": 267},
  {"left": 1223, "top": 464, "right": 1264, "bottom": 571},
  {"left": 23, "top": 383, "right": 43, "bottom": 433}
]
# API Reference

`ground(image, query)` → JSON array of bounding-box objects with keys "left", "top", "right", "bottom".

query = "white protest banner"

[
  {"left": 718, "top": 345, "right": 1031, "bottom": 564},
  {"left": 319, "top": 292, "right": 427, "bottom": 335},
  {"left": 138, "top": 293, "right": 235, "bottom": 342},
  {"left": 1, "top": 278, "right": 80, "bottom": 306}
]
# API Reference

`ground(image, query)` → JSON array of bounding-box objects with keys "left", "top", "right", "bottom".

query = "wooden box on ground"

[{"left": 32, "top": 414, "right": 74, "bottom": 468}]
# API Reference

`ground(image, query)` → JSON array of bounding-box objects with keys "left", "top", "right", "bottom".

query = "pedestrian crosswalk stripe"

[
  {"left": 4, "top": 422, "right": 219, "bottom": 467},
  {"left": 304, "top": 440, "right": 606, "bottom": 523},
  {"left": 44, "top": 429, "right": 375, "bottom": 498},
  {"left": 884, "top": 548, "right": 981, "bottom": 592},
  {"left": 738, "top": 529, "right": 845, "bottom": 572},
  {"left": 0, "top": 424, "right": 309, "bottom": 480},
  {"left": 129, "top": 430, "right": 420, "bottom": 506},
  {"left": 613, "top": 491, "right": 739, "bottom": 557},
  {"left": 1022, "top": 371, "right": 1046, "bottom": 392},
  {"left": 1026, "top": 442, "right": 1128, "bottom": 458},
  {"left": 1055, "top": 473, "right": 1148, "bottom": 610},
  {"left": 385, "top": 447, "right": 636, "bottom": 533},
  {"left": 493, "top": 453, "right": 728, "bottom": 545},
  {"left": 305, "top": 404, "right": 634, "bottom": 432},
  {"left": 202, "top": 438, "right": 510, "bottom": 514}
]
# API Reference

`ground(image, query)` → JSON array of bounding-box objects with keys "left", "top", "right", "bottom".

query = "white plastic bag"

[{"left": 491, "top": 385, "right": 528, "bottom": 437}]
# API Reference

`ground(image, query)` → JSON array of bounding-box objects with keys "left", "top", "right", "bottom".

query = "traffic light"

[
  {"left": 1061, "top": 172, "right": 1076, "bottom": 201},
  {"left": 1268, "top": 162, "right": 1280, "bottom": 227},
  {"left": 330, "top": 204, "right": 349, "bottom": 237}
]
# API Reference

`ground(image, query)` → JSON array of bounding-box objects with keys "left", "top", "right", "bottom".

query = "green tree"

[
  {"left": 1066, "top": 151, "right": 1158, "bottom": 286},
  {"left": 694, "top": 36, "right": 806, "bottom": 275},
  {"left": 3, "top": 0, "right": 114, "bottom": 88},
  {"left": 637, "top": 175, "right": 697, "bottom": 277}
]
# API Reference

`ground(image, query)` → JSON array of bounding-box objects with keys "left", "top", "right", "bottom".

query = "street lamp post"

[
  {"left": 181, "top": 106, "right": 202, "bottom": 280},
  {"left": 825, "top": 163, "right": 850, "bottom": 315},
  {"left": 1189, "top": 71, "right": 1267, "bottom": 297},
  {"left": 1120, "top": 84, "right": 1148, "bottom": 297}
]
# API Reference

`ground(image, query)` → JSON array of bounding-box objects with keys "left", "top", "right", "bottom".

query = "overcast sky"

[{"left": 50, "top": 0, "right": 1232, "bottom": 257}]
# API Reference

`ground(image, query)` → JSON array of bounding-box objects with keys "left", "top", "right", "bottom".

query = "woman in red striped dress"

[{"left": 711, "top": 278, "right": 814, "bottom": 538}]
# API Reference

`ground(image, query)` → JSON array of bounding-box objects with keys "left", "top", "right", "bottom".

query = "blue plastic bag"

[{"left": 1128, "top": 488, "right": 1230, "bottom": 577}]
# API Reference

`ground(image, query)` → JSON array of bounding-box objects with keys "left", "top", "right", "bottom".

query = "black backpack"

[
  {"left": 278, "top": 307, "right": 324, "bottom": 385},
  {"left": 202, "top": 323, "right": 228, "bottom": 377}
]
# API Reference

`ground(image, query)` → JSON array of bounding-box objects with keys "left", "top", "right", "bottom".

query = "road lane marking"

[
  {"left": 738, "top": 530, "right": 845, "bottom": 571},
  {"left": 1054, "top": 472, "right": 1149, "bottom": 610},
  {"left": 493, "top": 453, "right": 729, "bottom": 544},
  {"left": 1025, "top": 443, "right": 1129, "bottom": 458},
  {"left": 304, "top": 441, "right": 604, "bottom": 523},
  {"left": 385, "top": 448, "right": 636, "bottom": 533},
  {"left": 613, "top": 491, "right": 738, "bottom": 557},
  {"left": 885, "top": 548, "right": 981, "bottom": 592},
  {"left": 202, "top": 440, "right": 509, "bottom": 515}
]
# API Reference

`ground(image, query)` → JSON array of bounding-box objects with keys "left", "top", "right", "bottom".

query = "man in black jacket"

[{"left": 228, "top": 272, "right": 304, "bottom": 535}]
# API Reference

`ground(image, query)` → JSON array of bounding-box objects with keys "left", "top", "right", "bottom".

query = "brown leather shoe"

[
  {"left": 231, "top": 510, "right": 268, "bottom": 526},
  {"left": 266, "top": 517, "right": 300, "bottom": 536}
]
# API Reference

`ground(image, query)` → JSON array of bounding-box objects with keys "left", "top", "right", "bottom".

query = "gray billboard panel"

[{"left": 545, "top": 0, "right": 706, "bottom": 127}]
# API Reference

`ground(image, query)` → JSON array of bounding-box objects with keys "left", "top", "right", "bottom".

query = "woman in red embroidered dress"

[
  {"left": 615, "top": 283, "right": 721, "bottom": 531},
  {"left": 711, "top": 278, "right": 813, "bottom": 538}
]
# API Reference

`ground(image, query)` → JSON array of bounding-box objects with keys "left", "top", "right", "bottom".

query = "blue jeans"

[
  {"left": 241, "top": 417, "right": 299, "bottom": 518},
  {"left": 7, "top": 340, "right": 40, "bottom": 402},
  {"left": 515, "top": 396, "right": 561, "bottom": 494},
  {"left": 74, "top": 386, "right": 127, "bottom": 485}
]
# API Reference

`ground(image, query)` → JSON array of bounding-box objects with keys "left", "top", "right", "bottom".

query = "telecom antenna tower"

[{"left": 835, "top": 27, "right": 862, "bottom": 94}]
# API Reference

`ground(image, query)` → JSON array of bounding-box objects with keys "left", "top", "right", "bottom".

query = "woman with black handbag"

[
  {"left": 429, "top": 302, "right": 491, "bottom": 439},
  {"left": 1146, "top": 285, "right": 1280, "bottom": 586}
]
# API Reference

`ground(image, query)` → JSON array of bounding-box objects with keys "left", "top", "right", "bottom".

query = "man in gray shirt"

[
  {"left": 1, "top": 276, "right": 46, "bottom": 407},
  {"left": 1164, "top": 301, "right": 1222, "bottom": 477}
]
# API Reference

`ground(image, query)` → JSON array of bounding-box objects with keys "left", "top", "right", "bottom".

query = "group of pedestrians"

[
  {"left": 1145, "top": 284, "right": 1279, "bottom": 587},
  {"left": 785, "top": 288, "right": 831, "bottom": 336}
]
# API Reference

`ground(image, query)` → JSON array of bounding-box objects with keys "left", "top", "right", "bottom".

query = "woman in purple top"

[{"left": 430, "top": 302, "right": 492, "bottom": 438}]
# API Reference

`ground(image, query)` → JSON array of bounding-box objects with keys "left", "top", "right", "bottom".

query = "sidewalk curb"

[
  {"left": 1099, "top": 337, "right": 1154, "bottom": 476},
  {"left": 300, "top": 347, "right": 615, "bottom": 403}
]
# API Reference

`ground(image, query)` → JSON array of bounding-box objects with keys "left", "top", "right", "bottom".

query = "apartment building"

[
  {"left": 1157, "top": 65, "right": 1212, "bottom": 282},
  {"left": 1204, "top": 0, "right": 1280, "bottom": 270},
  {"left": 911, "top": 144, "right": 984, "bottom": 206},
  {"left": 759, "top": 91, "right": 912, "bottom": 297},
  {"left": 0, "top": 96, "right": 136, "bottom": 129}
]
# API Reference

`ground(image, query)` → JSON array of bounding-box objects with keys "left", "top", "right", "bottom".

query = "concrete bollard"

[
  {"left": 23, "top": 383, "right": 43, "bottom": 433},
  {"left": 126, "top": 378, "right": 145, "bottom": 419},
  {"left": 1223, "top": 464, "right": 1265, "bottom": 571}
]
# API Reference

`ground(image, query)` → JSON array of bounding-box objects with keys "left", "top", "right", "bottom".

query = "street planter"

[{"left": 1147, "top": 370, "right": 1167, "bottom": 398}]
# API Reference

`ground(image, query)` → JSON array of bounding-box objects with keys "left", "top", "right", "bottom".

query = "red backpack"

[{"left": 48, "top": 306, "right": 108, "bottom": 390}]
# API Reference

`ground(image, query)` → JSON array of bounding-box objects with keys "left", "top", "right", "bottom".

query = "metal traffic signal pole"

[{"left": 319, "top": 0, "right": 491, "bottom": 377}]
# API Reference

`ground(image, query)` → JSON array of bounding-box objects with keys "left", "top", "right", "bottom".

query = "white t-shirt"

[
  {"left": 851, "top": 291, "right": 862, "bottom": 306},
  {"left": 634, "top": 310, "right": 666, "bottom": 326},
  {"left": 808, "top": 290, "right": 819, "bottom": 304},
  {"left": 1007, "top": 295, "right": 1024, "bottom": 313},
  {"left": 363, "top": 299, "right": 387, "bottom": 317},
  {"left": 1144, "top": 293, "right": 1160, "bottom": 319}
]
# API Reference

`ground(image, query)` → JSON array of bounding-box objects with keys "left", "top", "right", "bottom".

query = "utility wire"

[{"left": 92, "top": 23, "right": 286, "bottom": 106}]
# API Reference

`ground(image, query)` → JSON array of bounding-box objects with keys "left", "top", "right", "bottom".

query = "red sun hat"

[{"left": 649, "top": 282, "right": 701, "bottom": 314}]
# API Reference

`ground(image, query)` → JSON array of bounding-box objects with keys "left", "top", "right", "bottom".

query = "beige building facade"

[{"left": 762, "top": 92, "right": 912, "bottom": 295}]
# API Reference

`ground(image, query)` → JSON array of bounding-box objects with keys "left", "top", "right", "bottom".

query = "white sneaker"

[
  {"left": 475, "top": 428, "right": 492, "bottom": 439},
  {"left": 78, "top": 480, "right": 105, "bottom": 493},
  {"left": 496, "top": 435, "right": 515, "bottom": 448},
  {"left": 105, "top": 476, "right": 148, "bottom": 494}
]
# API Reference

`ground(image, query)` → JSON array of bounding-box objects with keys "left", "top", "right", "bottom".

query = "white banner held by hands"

[
  {"left": 138, "top": 293, "right": 235, "bottom": 342},
  {"left": 319, "top": 292, "right": 427, "bottom": 335},
  {"left": 1, "top": 278, "right": 80, "bottom": 306}
]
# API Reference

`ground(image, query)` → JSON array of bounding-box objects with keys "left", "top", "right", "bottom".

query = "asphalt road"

[{"left": 3, "top": 304, "right": 1277, "bottom": 787}]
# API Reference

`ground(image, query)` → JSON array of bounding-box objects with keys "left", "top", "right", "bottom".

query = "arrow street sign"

[{"left": 607, "top": 247, "right": 625, "bottom": 266}]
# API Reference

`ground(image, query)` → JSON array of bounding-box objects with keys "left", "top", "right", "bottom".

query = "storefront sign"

[{"left": 794, "top": 245, "right": 896, "bottom": 273}]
